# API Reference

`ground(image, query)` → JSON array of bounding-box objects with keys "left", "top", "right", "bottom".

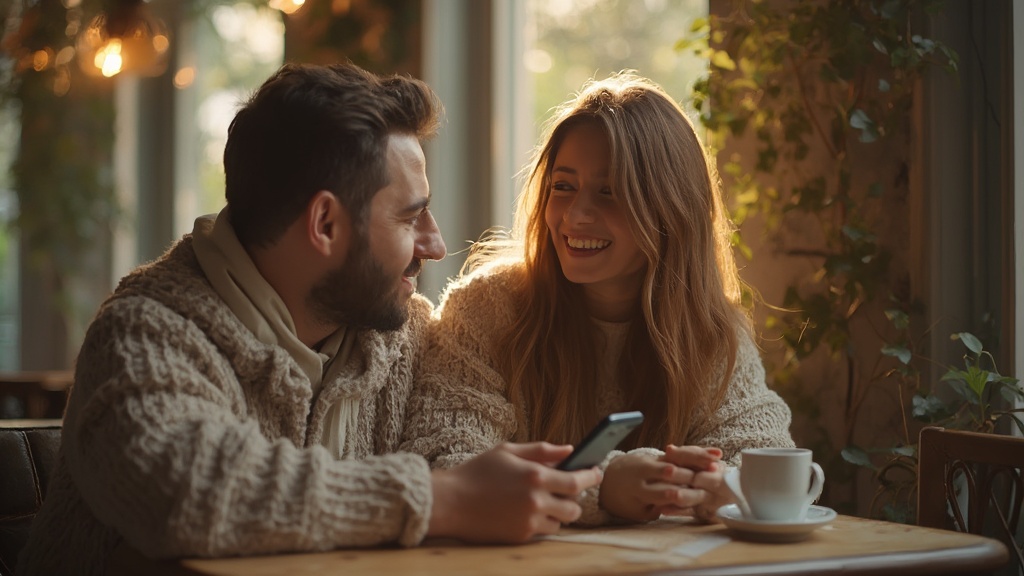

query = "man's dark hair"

[{"left": 223, "top": 62, "right": 442, "bottom": 248}]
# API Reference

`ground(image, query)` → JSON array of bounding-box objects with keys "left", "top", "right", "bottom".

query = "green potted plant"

[{"left": 842, "top": 332, "right": 1024, "bottom": 521}]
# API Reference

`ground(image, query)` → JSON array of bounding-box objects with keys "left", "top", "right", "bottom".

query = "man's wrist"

[{"left": 427, "top": 468, "right": 458, "bottom": 538}]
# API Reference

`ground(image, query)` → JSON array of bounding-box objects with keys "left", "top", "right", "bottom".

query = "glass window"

[
  {"left": 174, "top": 2, "right": 285, "bottom": 236},
  {"left": 525, "top": 0, "right": 707, "bottom": 132},
  {"left": 0, "top": 101, "right": 17, "bottom": 370}
]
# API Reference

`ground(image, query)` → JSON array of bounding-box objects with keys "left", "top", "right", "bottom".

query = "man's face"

[{"left": 309, "top": 134, "right": 445, "bottom": 331}]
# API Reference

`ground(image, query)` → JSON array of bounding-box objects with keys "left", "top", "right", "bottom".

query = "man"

[{"left": 18, "top": 63, "right": 600, "bottom": 575}]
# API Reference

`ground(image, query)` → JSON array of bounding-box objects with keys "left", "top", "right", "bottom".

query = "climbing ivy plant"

[{"left": 678, "top": 0, "right": 958, "bottom": 518}]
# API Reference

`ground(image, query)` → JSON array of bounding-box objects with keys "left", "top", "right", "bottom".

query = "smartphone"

[{"left": 555, "top": 411, "right": 644, "bottom": 471}]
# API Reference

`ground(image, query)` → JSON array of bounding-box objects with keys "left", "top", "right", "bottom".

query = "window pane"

[
  {"left": 175, "top": 2, "right": 284, "bottom": 235},
  {"left": 525, "top": 0, "right": 707, "bottom": 131},
  {"left": 0, "top": 100, "right": 18, "bottom": 370}
]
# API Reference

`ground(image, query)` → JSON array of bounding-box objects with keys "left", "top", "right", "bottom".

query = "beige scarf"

[{"left": 192, "top": 209, "right": 358, "bottom": 458}]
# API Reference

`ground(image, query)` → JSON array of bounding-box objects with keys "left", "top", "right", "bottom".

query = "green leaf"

[
  {"left": 945, "top": 380, "right": 980, "bottom": 405},
  {"left": 1007, "top": 414, "right": 1024, "bottom": 436},
  {"left": 880, "top": 0, "right": 902, "bottom": 19},
  {"left": 912, "top": 35, "right": 936, "bottom": 54},
  {"left": 884, "top": 308, "right": 910, "bottom": 330},
  {"left": 881, "top": 345, "right": 912, "bottom": 365},
  {"left": 881, "top": 503, "right": 912, "bottom": 524},
  {"left": 890, "top": 445, "right": 916, "bottom": 457},
  {"left": 953, "top": 332, "right": 983, "bottom": 355},
  {"left": 998, "top": 383, "right": 1024, "bottom": 402},
  {"left": 711, "top": 50, "right": 737, "bottom": 71},
  {"left": 849, "top": 109, "right": 879, "bottom": 142},
  {"left": 965, "top": 365, "right": 989, "bottom": 399},
  {"left": 878, "top": 79, "right": 890, "bottom": 92},
  {"left": 841, "top": 446, "right": 877, "bottom": 470},
  {"left": 912, "top": 394, "right": 949, "bottom": 421}
]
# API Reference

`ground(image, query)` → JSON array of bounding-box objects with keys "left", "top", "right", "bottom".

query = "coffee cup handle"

[
  {"left": 805, "top": 462, "right": 825, "bottom": 510},
  {"left": 723, "top": 467, "right": 754, "bottom": 519}
]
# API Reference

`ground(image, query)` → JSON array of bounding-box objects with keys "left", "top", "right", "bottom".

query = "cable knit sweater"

[
  {"left": 400, "top": 260, "right": 795, "bottom": 524},
  {"left": 18, "top": 235, "right": 434, "bottom": 576}
]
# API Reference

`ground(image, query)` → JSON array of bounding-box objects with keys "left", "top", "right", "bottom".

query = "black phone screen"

[{"left": 556, "top": 411, "right": 644, "bottom": 471}]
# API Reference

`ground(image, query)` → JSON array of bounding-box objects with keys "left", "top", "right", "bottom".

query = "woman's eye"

[
  {"left": 599, "top": 187, "right": 613, "bottom": 196},
  {"left": 551, "top": 181, "right": 575, "bottom": 194}
]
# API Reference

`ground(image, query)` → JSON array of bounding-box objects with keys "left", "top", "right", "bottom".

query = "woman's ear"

[{"left": 305, "top": 190, "right": 352, "bottom": 258}]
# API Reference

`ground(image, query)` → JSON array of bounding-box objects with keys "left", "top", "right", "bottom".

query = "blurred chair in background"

[
  {"left": 0, "top": 423, "right": 61, "bottom": 576},
  {"left": 918, "top": 426, "right": 1024, "bottom": 576},
  {"left": 0, "top": 371, "right": 71, "bottom": 420}
]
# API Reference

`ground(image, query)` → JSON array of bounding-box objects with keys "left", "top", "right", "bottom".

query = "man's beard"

[{"left": 308, "top": 234, "right": 419, "bottom": 332}]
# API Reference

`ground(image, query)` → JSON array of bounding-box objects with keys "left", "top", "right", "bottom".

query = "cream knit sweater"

[
  {"left": 401, "top": 260, "right": 795, "bottom": 524},
  {"left": 18, "top": 235, "right": 434, "bottom": 576}
]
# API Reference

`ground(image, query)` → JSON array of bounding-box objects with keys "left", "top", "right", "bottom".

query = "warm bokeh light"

[
  {"left": 153, "top": 34, "right": 170, "bottom": 53},
  {"left": 268, "top": 0, "right": 306, "bottom": 15},
  {"left": 523, "top": 48, "right": 552, "bottom": 74},
  {"left": 31, "top": 50, "right": 52, "bottom": 72},
  {"left": 55, "top": 46, "right": 76, "bottom": 67},
  {"left": 76, "top": 5, "right": 170, "bottom": 78},
  {"left": 94, "top": 39, "right": 124, "bottom": 77},
  {"left": 173, "top": 66, "right": 196, "bottom": 89},
  {"left": 53, "top": 67, "right": 71, "bottom": 96}
]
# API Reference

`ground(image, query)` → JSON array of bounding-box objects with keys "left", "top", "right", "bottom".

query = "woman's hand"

[
  {"left": 598, "top": 452, "right": 710, "bottom": 522},
  {"left": 660, "top": 445, "right": 733, "bottom": 522}
]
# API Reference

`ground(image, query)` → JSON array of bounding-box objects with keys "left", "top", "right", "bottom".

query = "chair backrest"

[
  {"left": 0, "top": 425, "right": 61, "bottom": 576},
  {"left": 918, "top": 426, "right": 1024, "bottom": 575}
]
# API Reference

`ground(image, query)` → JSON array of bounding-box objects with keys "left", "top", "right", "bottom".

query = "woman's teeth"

[{"left": 566, "top": 237, "right": 610, "bottom": 250}]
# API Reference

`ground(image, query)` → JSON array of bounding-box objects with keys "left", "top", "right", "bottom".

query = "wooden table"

[{"left": 179, "top": 515, "right": 1008, "bottom": 576}]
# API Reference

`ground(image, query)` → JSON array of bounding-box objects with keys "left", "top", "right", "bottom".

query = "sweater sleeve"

[
  {"left": 62, "top": 297, "right": 433, "bottom": 560},
  {"left": 688, "top": 328, "right": 796, "bottom": 467},
  {"left": 399, "top": 267, "right": 520, "bottom": 469}
]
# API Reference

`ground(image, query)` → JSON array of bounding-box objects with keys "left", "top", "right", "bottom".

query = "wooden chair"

[{"left": 918, "top": 426, "right": 1024, "bottom": 575}]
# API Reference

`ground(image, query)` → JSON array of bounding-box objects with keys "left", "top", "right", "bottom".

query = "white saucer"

[{"left": 716, "top": 504, "right": 837, "bottom": 543}]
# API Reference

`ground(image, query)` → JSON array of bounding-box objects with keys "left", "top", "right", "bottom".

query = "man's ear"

[{"left": 305, "top": 190, "right": 351, "bottom": 258}]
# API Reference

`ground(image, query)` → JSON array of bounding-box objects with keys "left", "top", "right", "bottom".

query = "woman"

[{"left": 401, "top": 72, "right": 794, "bottom": 524}]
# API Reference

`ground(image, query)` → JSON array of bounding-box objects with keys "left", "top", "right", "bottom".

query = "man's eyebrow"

[{"left": 400, "top": 196, "right": 431, "bottom": 215}]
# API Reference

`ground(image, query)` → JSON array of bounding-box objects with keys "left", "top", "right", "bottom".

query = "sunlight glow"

[{"left": 268, "top": 0, "right": 306, "bottom": 15}]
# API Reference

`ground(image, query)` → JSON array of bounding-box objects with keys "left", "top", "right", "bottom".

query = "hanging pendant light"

[{"left": 77, "top": 0, "right": 170, "bottom": 78}]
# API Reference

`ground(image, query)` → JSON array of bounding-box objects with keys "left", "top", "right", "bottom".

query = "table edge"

[{"left": 653, "top": 538, "right": 1009, "bottom": 576}]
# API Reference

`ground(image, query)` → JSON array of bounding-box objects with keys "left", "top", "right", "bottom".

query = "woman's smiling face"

[{"left": 544, "top": 122, "right": 646, "bottom": 307}]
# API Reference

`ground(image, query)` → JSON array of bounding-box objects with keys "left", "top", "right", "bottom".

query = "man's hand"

[{"left": 427, "top": 442, "right": 602, "bottom": 543}]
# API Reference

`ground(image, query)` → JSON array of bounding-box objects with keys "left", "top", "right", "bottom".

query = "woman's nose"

[{"left": 564, "top": 192, "right": 596, "bottom": 224}]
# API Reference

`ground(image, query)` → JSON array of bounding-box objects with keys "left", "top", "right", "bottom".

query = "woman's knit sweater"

[{"left": 400, "top": 260, "right": 795, "bottom": 523}]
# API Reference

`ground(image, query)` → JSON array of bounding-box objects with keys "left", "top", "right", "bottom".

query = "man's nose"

[{"left": 416, "top": 210, "right": 446, "bottom": 261}]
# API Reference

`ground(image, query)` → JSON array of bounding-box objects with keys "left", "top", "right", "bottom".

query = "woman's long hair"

[{"left": 468, "top": 72, "right": 745, "bottom": 448}]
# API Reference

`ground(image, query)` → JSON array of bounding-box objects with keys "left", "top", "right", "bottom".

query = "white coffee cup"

[{"left": 724, "top": 447, "right": 824, "bottom": 522}]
